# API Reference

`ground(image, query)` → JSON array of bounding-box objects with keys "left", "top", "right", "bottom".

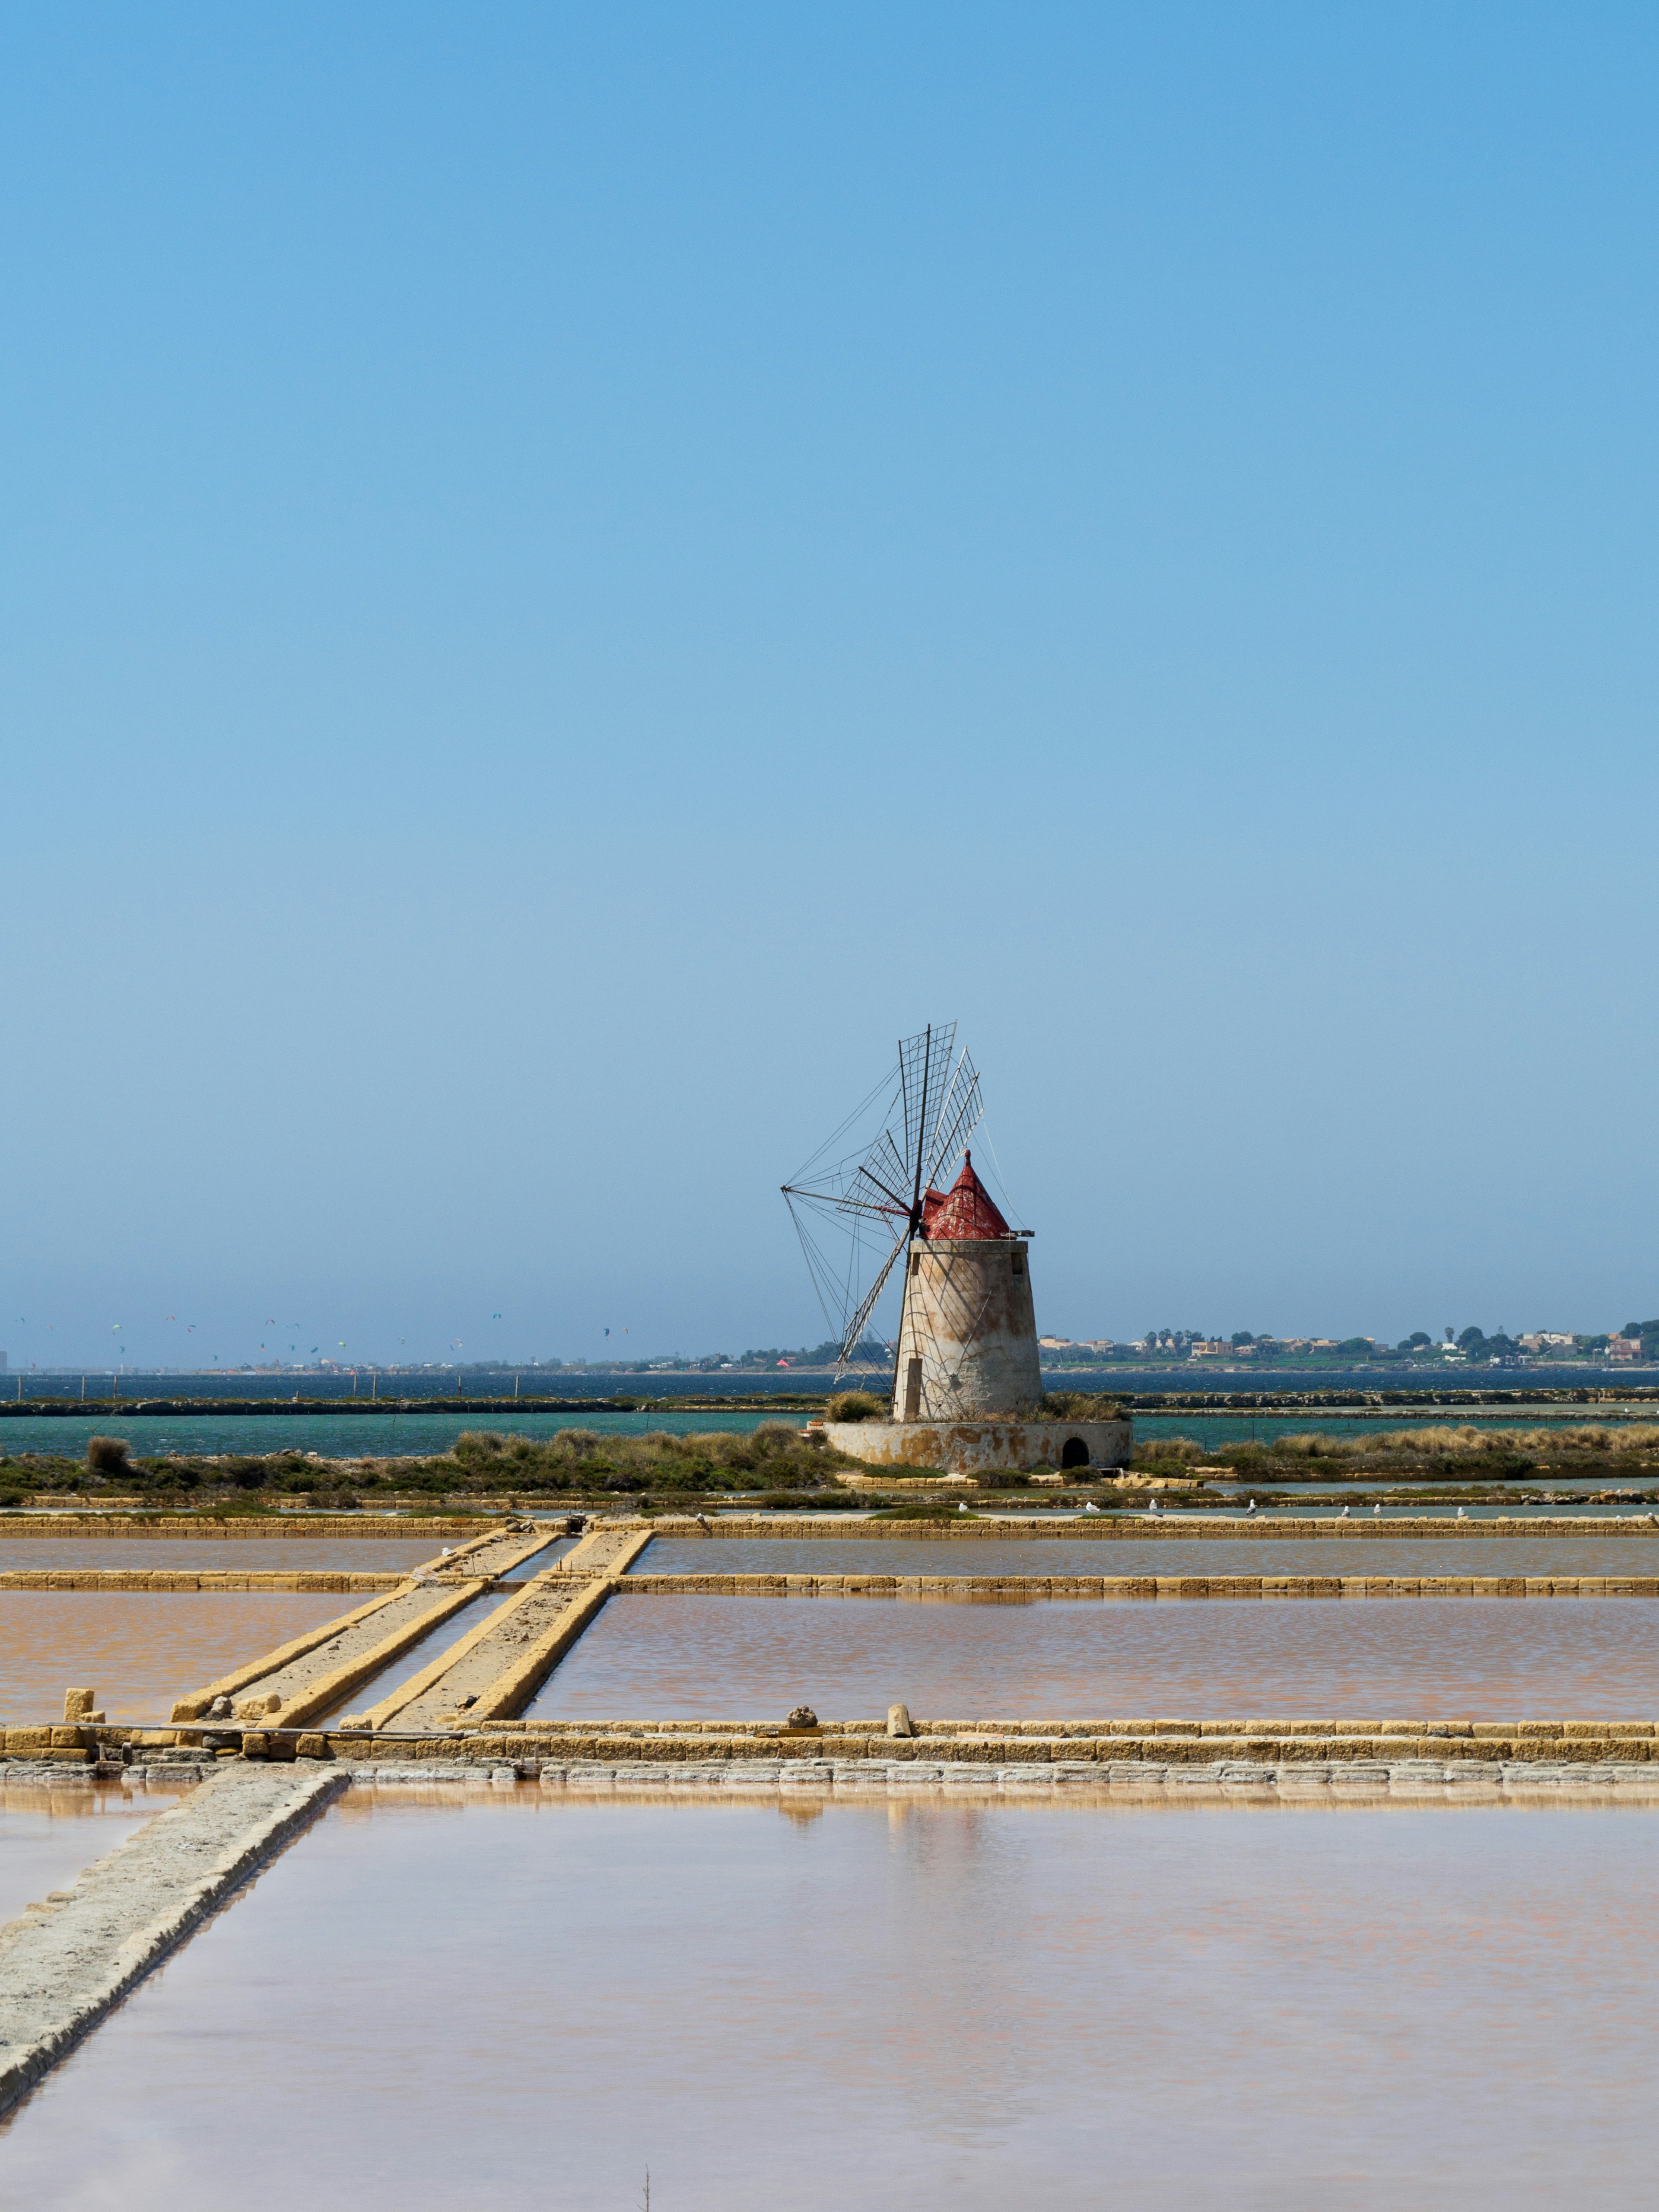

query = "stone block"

[{"left": 295, "top": 1734, "right": 330, "bottom": 1760}]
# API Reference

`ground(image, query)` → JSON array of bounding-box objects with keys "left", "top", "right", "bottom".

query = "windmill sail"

[{"left": 782, "top": 1022, "right": 987, "bottom": 1379}]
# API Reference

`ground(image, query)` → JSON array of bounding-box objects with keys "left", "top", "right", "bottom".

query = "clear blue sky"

[{"left": 5, "top": 4, "right": 1658, "bottom": 1370}]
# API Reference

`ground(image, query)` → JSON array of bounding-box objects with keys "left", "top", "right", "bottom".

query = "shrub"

[
  {"left": 86, "top": 1435, "right": 132, "bottom": 1476},
  {"left": 826, "top": 1391, "right": 885, "bottom": 1423},
  {"left": 1131, "top": 1435, "right": 1204, "bottom": 1468},
  {"left": 1041, "top": 1393, "right": 1125, "bottom": 1421}
]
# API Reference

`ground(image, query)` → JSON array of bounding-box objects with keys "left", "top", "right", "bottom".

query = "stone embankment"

[
  {"left": 647, "top": 1513, "right": 1659, "bottom": 1541},
  {"left": 223, "top": 1717, "right": 1659, "bottom": 1769},
  {"left": 0, "top": 1514, "right": 499, "bottom": 1540},
  {"left": 0, "top": 1764, "right": 345, "bottom": 2119},
  {"left": 621, "top": 1570, "right": 1659, "bottom": 1599},
  {"left": 424, "top": 1524, "right": 568, "bottom": 1579},
  {"left": 168, "top": 1579, "right": 487, "bottom": 1725},
  {"left": 0, "top": 1568, "right": 408, "bottom": 1592},
  {"left": 352, "top": 1525, "right": 652, "bottom": 1729}
]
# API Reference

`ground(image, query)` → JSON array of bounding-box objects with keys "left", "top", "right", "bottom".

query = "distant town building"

[{"left": 1607, "top": 1335, "right": 1641, "bottom": 1360}]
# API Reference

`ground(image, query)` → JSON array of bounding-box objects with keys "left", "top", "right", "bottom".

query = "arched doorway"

[{"left": 1060, "top": 1435, "right": 1090, "bottom": 1469}]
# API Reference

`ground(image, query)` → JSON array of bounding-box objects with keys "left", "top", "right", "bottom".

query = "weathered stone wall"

[
  {"left": 892, "top": 1237, "right": 1043, "bottom": 1418},
  {"left": 823, "top": 1418, "right": 1132, "bottom": 1473}
]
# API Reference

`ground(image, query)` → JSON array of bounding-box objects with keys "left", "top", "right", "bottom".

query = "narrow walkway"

[{"left": 0, "top": 1764, "right": 344, "bottom": 2119}]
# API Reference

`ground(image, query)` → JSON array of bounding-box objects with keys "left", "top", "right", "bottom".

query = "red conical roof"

[{"left": 919, "top": 1152, "right": 1014, "bottom": 1240}]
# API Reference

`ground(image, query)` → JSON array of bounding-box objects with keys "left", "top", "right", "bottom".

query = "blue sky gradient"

[{"left": 5, "top": 5, "right": 1658, "bottom": 1367}]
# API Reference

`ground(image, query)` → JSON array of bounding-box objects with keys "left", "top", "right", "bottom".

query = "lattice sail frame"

[{"left": 781, "top": 1023, "right": 983, "bottom": 1382}]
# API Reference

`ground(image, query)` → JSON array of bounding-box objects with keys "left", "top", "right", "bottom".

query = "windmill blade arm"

[
  {"left": 782, "top": 1184, "right": 904, "bottom": 1222},
  {"left": 837, "top": 1234, "right": 907, "bottom": 1370},
  {"left": 925, "top": 1064, "right": 982, "bottom": 1188}
]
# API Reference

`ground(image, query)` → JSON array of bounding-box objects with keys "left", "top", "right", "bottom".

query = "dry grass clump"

[
  {"left": 86, "top": 1435, "right": 132, "bottom": 1475},
  {"left": 1131, "top": 1434, "right": 1205, "bottom": 1467},
  {"left": 1042, "top": 1392, "right": 1126, "bottom": 1421},
  {"left": 443, "top": 1424, "right": 849, "bottom": 1496},
  {"left": 826, "top": 1391, "right": 885, "bottom": 1423}
]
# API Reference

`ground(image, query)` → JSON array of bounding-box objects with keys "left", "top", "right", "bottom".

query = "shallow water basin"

[
  {"left": 5, "top": 1789, "right": 1659, "bottom": 2209},
  {"left": 0, "top": 1591, "right": 356, "bottom": 1722},
  {"left": 0, "top": 1538, "right": 455, "bottom": 1573},
  {"left": 529, "top": 1591, "right": 1659, "bottom": 1722},
  {"left": 639, "top": 1535, "right": 1659, "bottom": 1577},
  {"left": 0, "top": 1777, "right": 191, "bottom": 1928}
]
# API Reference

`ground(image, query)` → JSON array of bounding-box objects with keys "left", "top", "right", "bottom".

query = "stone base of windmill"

[{"left": 822, "top": 1416, "right": 1132, "bottom": 1481}]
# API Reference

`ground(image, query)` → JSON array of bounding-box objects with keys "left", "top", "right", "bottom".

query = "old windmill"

[{"left": 783, "top": 1023, "right": 1040, "bottom": 1415}]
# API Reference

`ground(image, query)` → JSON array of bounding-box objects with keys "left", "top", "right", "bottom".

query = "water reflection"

[
  {"left": 5, "top": 1792, "right": 1658, "bottom": 2209},
  {"left": 0, "top": 1780, "right": 190, "bottom": 1928}
]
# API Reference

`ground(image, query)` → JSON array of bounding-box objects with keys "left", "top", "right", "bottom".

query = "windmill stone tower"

[
  {"left": 892, "top": 1154, "right": 1042, "bottom": 1420},
  {"left": 783, "top": 1026, "right": 1131, "bottom": 1479}
]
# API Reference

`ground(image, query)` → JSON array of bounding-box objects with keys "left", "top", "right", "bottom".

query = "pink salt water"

[
  {"left": 0, "top": 1592, "right": 352, "bottom": 1721},
  {"left": 530, "top": 1591, "right": 1659, "bottom": 1720},
  {"left": 0, "top": 1538, "right": 453, "bottom": 1571},
  {"left": 0, "top": 1778, "right": 189, "bottom": 1928},
  {"left": 639, "top": 1535, "right": 1659, "bottom": 1576},
  {"left": 5, "top": 1790, "right": 1659, "bottom": 2209}
]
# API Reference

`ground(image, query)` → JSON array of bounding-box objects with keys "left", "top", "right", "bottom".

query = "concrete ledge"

[{"left": 0, "top": 1765, "right": 346, "bottom": 2119}]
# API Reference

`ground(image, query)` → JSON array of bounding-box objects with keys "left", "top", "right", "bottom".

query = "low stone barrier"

[
  {"left": 645, "top": 1513, "right": 1659, "bottom": 1541},
  {"left": 619, "top": 1571, "right": 1659, "bottom": 1599},
  {"left": 0, "top": 1569, "right": 407, "bottom": 1592},
  {"left": 0, "top": 1514, "right": 496, "bottom": 1540},
  {"left": 213, "top": 1719, "right": 1659, "bottom": 1768}
]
